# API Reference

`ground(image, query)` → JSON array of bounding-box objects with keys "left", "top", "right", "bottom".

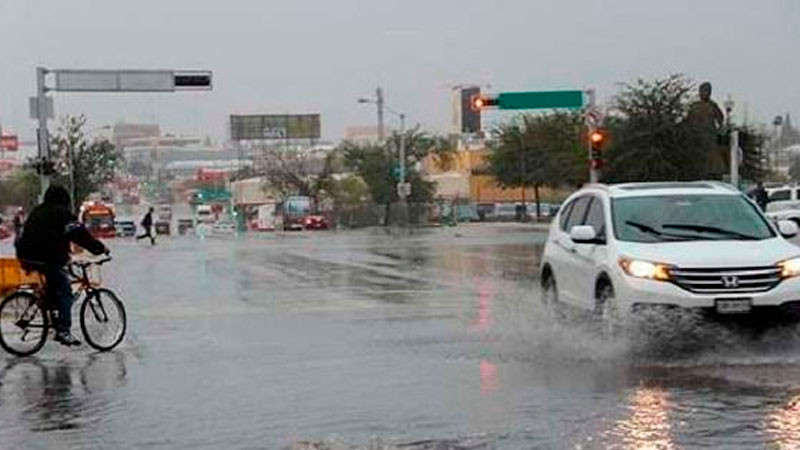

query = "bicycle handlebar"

[{"left": 71, "top": 255, "right": 112, "bottom": 269}]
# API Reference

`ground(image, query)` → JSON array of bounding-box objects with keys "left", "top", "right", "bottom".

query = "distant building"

[
  {"left": 112, "top": 123, "right": 160, "bottom": 150},
  {"left": 343, "top": 125, "right": 396, "bottom": 145},
  {"left": 422, "top": 145, "right": 562, "bottom": 204}
]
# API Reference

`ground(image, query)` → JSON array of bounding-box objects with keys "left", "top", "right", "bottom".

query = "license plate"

[{"left": 715, "top": 298, "right": 752, "bottom": 314}]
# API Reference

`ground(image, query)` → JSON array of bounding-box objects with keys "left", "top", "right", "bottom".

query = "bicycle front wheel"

[
  {"left": 80, "top": 288, "right": 126, "bottom": 351},
  {"left": 0, "top": 291, "right": 49, "bottom": 357}
]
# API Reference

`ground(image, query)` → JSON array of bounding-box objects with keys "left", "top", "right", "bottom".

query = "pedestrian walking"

[
  {"left": 753, "top": 181, "right": 768, "bottom": 211},
  {"left": 12, "top": 207, "right": 24, "bottom": 245},
  {"left": 137, "top": 207, "right": 156, "bottom": 245}
]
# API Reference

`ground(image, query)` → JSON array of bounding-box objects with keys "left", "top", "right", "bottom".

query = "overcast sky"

[{"left": 0, "top": 0, "right": 797, "bottom": 142}]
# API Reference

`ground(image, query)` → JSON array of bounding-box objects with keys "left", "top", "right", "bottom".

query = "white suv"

[{"left": 540, "top": 181, "right": 800, "bottom": 330}]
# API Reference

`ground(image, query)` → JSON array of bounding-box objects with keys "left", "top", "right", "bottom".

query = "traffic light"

[
  {"left": 589, "top": 129, "right": 607, "bottom": 169},
  {"left": 460, "top": 87, "right": 481, "bottom": 134},
  {"left": 173, "top": 71, "right": 212, "bottom": 90},
  {"left": 470, "top": 94, "right": 498, "bottom": 111}
]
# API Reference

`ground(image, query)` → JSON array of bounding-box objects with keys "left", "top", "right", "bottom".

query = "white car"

[
  {"left": 765, "top": 200, "right": 800, "bottom": 225},
  {"left": 212, "top": 220, "right": 236, "bottom": 234},
  {"left": 540, "top": 181, "right": 800, "bottom": 333}
]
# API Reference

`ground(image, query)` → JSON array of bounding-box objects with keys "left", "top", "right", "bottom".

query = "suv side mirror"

[
  {"left": 570, "top": 225, "right": 603, "bottom": 244},
  {"left": 778, "top": 220, "right": 798, "bottom": 238}
]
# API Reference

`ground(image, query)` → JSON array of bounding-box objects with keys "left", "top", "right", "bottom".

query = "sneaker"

[{"left": 54, "top": 331, "right": 82, "bottom": 346}]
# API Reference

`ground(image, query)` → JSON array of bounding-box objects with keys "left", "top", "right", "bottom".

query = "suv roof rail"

[
  {"left": 700, "top": 180, "right": 740, "bottom": 193},
  {"left": 582, "top": 183, "right": 609, "bottom": 191}
]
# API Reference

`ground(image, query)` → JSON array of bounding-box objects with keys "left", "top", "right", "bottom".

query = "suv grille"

[{"left": 668, "top": 266, "right": 782, "bottom": 294}]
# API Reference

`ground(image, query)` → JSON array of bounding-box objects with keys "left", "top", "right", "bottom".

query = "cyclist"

[{"left": 15, "top": 185, "right": 109, "bottom": 346}]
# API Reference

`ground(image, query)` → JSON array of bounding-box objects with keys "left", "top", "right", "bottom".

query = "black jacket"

[
  {"left": 141, "top": 211, "right": 153, "bottom": 228},
  {"left": 16, "top": 187, "right": 107, "bottom": 267}
]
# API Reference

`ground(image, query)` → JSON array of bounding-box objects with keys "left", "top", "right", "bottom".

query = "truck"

[
  {"left": 253, "top": 202, "right": 281, "bottom": 231},
  {"left": 80, "top": 201, "right": 116, "bottom": 238}
]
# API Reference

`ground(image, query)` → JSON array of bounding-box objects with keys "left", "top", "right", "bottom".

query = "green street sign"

[{"left": 498, "top": 90, "right": 584, "bottom": 110}]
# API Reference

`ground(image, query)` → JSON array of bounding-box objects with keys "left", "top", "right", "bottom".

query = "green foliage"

[
  {"left": 789, "top": 156, "right": 800, "bottom": 182},
  {"left": 341, "top": 126, "right": 451, "bottom": 205},
  {"left": 0, "top": 170, "right": 41, "bottom": 209},
  {"left": 736, "top": 125, "right": 769, "bottom": 182},
  {"left": 486, "top": 111, "right": 586, "bottom": 189},
  {"left": 602, "top": 75, "right": 711, "bottom": 182},
  {"left": 50, "top": 115, "right": 121, "bottom": 207}
]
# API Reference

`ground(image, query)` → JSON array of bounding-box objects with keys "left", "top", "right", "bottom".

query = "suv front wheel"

[
  {"left": 541, "top": 274, "right": 564, "bottom": 321},
  {"left": 596, "top": 282, "right": 623, "bottom": 339}
]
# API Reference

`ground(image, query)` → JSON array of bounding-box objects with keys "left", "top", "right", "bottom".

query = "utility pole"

[
  {"left": 585, "top": 89, "right": 599, "bottom": 183},
  {"left": 398, "top": 113, "right": 409, "bottom": 226},
  {"left": 36, "top": 67, "right": 50, "bottom": 199},
  {"left": 376, "top": 87, "right": 385, "bottom": 142},
  {"left": 730, "top": 130, "right": 740, "bottom": 188}
]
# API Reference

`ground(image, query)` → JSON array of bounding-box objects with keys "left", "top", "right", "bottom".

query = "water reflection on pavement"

[{"left": 1, "top": 225, "right": 800, "bottom": 449}]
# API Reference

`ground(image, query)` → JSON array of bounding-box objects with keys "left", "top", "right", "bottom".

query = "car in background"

[
  {"left": 196, "top": 205, "right": 214, "bottom": 224},
  {"left": 767, "top": 185, "right": 800, "bottom": 203},
  {"left": 212, "top": 220, "right": 236, "bottom": 235},
  {"left": 155, "top": 221, "right": 171, "bottom": 235},
  {"left": 114, "top": 218, "right": 137, "bottom": 237},
  {"left": 178, "top": 218, "right": 194, "bottom": 235},
  {"left": 765, "top": 200, "right": 800, "bottom": 226},
  {"left": 303, "top": 214, "right": 329, "bottom": 230},
  {"left": 477, "top": 203, "right": 495, "bottom": 221}
]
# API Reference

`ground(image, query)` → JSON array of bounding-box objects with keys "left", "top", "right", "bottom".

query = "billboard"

[
  {"left": 230, "top": 114, "right": 321, "bottom": 140},
  {"left": 0, "top": 135, "right": 18, "bottom": 151}
]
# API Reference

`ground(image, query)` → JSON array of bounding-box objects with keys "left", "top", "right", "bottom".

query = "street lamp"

[{"left": 358, "top": 93, "right": 410, "bottom": 224}]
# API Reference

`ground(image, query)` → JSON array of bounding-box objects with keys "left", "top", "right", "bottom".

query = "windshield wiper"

[
  {"left": 624, "top": 221, "right": 700, "bottom": 241},
  {"left": 661, "top": 223, "right": 760, "bottom": 240}
]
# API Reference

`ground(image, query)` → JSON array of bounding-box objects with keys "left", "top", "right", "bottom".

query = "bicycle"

[{"left": 0, "top": 256, "right": 126, "bottom": 356}]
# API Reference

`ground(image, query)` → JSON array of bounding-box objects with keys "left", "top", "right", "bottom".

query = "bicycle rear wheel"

[
  {"left": 80, "top": 288, "right": 126, "bottom": 351},
  {"left": 0, "top": 291, "right": 49, "bottom": 357}
]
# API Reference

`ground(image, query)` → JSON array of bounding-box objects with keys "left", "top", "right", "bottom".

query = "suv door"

[
  {"left": 571, "top": 196, "right": 609, "bottom": 309},
  {"left": 551, "top": 195, "right": 592, "bottom": 307}
]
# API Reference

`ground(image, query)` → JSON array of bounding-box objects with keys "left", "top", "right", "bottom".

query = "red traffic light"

[
  {"left": 590, "top": 130, "right": 605, "bottom": 144},
  {"left": 470, "top": 94, "right": 498, "bottom": 111}
]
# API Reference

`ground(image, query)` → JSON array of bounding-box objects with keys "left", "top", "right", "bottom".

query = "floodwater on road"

[{"left": 2, "top": 224, "right": 800, "bottom": 449}]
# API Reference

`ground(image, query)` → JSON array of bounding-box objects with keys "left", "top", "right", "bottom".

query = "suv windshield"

[{"left": 612, "top": 195, "right": 775, "bottom": 242}]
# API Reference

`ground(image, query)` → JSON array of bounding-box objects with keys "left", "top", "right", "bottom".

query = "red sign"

[
  {"left": 196, "top": 168, "right": 226, "bottom": 182},
  {"left": 0, "top": 135, "right": 18, "bottom": 151}
]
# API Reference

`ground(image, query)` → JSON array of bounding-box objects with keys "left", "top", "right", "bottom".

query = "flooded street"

[{"left": 2, "top": 225, "right": 800, "bottom": 449}]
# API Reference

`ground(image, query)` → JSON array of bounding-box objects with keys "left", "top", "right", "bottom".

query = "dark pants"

[
  {"left": 44, "top": 266, "right": 73, "bottom": 333},
  {"left": 137, "top": 226, "right": 155, "bottom": 244}
]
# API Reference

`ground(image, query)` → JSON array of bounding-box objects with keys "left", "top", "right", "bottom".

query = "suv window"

[
  {"left": 564, "top": 196, "right": 591, "bottom": 232},
  {"left": 584, "top": 197, "right": 606, "bottom": 240},
  {"left": 559, "top": 199, "right": 576, "bottom": 231},
  {"left": 771, "top": 189, "right": 791, "bottom": 201}
]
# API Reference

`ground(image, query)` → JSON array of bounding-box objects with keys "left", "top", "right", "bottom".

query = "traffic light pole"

[
  {"left": 585, "top": 89, "right": 599, "bottom": 183},
  {"left": 377, "top": 87, "right": 385, "bottom": 142},
  {"left": 36, "top": 67, "right": 51, "bottom": 200}
]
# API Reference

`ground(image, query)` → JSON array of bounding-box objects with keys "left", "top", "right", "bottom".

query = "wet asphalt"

[{"left": 1, "top": 224, "right": 800, "bottom": 449}]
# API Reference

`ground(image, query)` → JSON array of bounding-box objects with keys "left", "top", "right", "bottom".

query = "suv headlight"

[
  {"left": 778, "top": 257, "right": 800, "bottom": 278},
  {"left": 619, "top": 257, "right": 672, "bottom": 281}
]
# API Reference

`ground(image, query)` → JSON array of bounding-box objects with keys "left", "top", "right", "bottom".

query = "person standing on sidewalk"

[{"left": 137, "top": 207, "right": 156, "bottom": 245}]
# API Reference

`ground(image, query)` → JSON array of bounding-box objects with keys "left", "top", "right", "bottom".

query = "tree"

[
  {"left": 50, "top": 115, "right": 121, "bottom": 208},
  {"left": 486, "top": 111, "right": 586, "bottom": 219},
  {"left": 737, "top": 125, "right": 769, "bottom": 183},
  {"left": 602, "top": 74, "right": 711, "bottom": 182},
  {"left": 341, "top": 126, "right": 452, "bottom": 225},
  {"left": 257, "top": 146, "right": 326, "bottom": 198},
  {"left": 789, "top": 156, "right": 800, "bottom": 182},
  {"left": 0, "top": 169, "right": 41, "bottom": 209}
]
